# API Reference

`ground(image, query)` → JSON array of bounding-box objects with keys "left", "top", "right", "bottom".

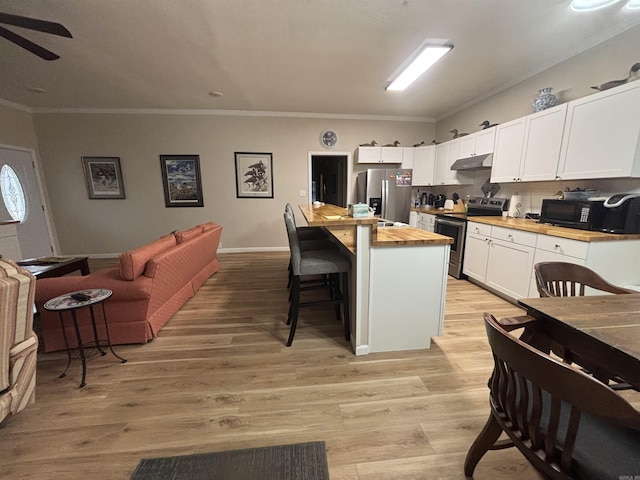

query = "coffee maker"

[{"left": 602, "top": 194, "right": 640, "bottom": 234}]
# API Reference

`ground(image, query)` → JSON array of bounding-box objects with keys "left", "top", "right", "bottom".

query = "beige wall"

[
  {"left": 0, "top": 104, "right": 39, "bottom": 149},
  {"left": 32, "top": 113, "right": 433, "bottom": 254}
]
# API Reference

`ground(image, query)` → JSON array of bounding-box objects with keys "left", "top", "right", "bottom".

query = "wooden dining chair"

[
  {"left": 465, "top": 313, "right": 640, "bottom": 480},
  {"left": 534, "top": 262, "right": 635, "bottom": 298}
]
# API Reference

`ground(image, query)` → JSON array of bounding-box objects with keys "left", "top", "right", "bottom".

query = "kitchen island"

[{"left": 299, "top": 203, "right": 453, "bottom": 355}]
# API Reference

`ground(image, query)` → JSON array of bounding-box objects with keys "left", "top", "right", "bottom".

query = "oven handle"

[{"left": 435, "top": 218, "right": 465, "bottom": 227}]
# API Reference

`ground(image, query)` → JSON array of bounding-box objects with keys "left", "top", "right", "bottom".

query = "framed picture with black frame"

[
  {"left": 234, "top": 152, "right": 274, "bottom": 199},
  {"left": 82, "top": 156, "right": 126, "bottom": 199},
  {"left": 159, "top": 154, "right": 204, "bottom": 207}
]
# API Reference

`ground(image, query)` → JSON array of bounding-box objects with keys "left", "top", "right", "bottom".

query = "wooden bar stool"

[{"left": 284, "top": 212, "right": 350, "bottom": 347}]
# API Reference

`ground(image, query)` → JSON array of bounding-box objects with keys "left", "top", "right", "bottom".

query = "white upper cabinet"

[
  {"left": 557, "top": 81, "right": 640, "bottom": 180},
  {"left": 491, "top": 104, "right": 567, "bottom": 183},
  {"left": 459, "top": 127, "right": 496, "bottom": 158},
  {"left": 491, "top": 117, "right": 526, "bottom": 183},
  {"left": 433, "top": 139, "right": 473, "bottom": 185},
  {"left": 380, "top": 147, "right": 404, "bottom": 164},
  {"left": 401, "top": 147, "right": 414, "bottom": 169},
  {"left": 520, "top": 104, "right": 567, "bottom": 182},
  {"left": 411, "top": 145, "right": 436, "bottom": 186},
  {"left": 459, "top": 135, "right": 476, "bottom": 158},
  {"left": 433, "top": 142, "right": 449, "bottom": 185},
  {"left": 475, "top": 127, "right": 496, "bottom": 155},
  {"left": 356, "top": 146, "right": 381, "bottom": 163},
  {"left": 356, "top": 146, "right": 403, "bottom": 164}
]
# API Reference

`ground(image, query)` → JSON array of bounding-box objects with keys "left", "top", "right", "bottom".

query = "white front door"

[{"left": 0, "top": 145, "right": 54, "bottom": 258}]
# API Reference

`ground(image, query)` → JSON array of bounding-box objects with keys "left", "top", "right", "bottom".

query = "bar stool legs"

[{"left": 286, "top": 271, "right": 350, "bottom": 347}]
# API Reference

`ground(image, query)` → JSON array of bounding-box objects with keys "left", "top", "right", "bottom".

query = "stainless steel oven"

[{"left": 435, "top": 216, "right": 467, "bottom": 278}]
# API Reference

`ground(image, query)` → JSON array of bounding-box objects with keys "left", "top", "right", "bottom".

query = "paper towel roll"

[{"left": 508, "top": 194, "right": 522, "bottom": 218}]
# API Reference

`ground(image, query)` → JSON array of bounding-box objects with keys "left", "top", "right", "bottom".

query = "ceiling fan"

[{"left": 0, "top": 12, "right": 72, "bottom": 61}]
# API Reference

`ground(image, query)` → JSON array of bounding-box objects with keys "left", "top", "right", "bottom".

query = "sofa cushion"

[
  {"left": 175, "top": 226, "right": 203, "bottom": 244},
  {"left": 119, "top": 234, "right": 177, "bottom": 280},
  {"left": 198, "top": 221, "right": 219, "bottom": 232}
]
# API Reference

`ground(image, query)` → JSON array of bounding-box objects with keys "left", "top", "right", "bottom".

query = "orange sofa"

[{"left": 34, "top": 222, "right": 223, "bottom": 352}]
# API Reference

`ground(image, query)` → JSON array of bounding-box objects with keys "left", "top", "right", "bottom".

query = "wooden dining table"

[{"left": 518, "top": 294, "right": 640, "bottom": 392}]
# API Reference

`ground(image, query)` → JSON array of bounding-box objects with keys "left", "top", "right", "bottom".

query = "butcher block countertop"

[
  {"left": 373, "top": 227, "right": 452, "bottom": 246},
  {"left": 299, "top": 204, "right": 452, "bottom": 247},
  {"left": 470, "top": 216, "right": 640, "bottom": 242}
]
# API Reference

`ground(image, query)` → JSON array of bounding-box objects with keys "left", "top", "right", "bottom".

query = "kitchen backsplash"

[{"left": 412, "top": 173, "right": 640, "bottom": 215}]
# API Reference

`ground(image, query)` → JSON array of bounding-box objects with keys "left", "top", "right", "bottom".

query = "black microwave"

[{"left": 539, "top": 199, "right": 607, "bottom": 231}]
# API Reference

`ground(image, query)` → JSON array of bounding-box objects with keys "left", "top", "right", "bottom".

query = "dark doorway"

[{"left": 311, "top": 155, "right": 347, "bottom": 207}]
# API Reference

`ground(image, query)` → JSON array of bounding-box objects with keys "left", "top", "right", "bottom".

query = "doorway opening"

[{"left": 309, "top": 152, "right": 351, "bottom": 207}]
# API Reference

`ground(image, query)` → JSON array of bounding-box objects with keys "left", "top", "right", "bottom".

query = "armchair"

[{"left": 0, "top": 259, "right": 38, "bottom": 423}]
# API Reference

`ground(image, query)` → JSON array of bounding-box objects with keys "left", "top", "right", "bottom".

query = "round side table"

[{"left": 44, "top": 288, "right": 127, "bottom": 388}]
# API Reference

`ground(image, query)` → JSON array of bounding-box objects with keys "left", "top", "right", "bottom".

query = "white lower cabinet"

[
  {"left": 484, "top": 228, "right": 536, "bottom": 299},
  {"left": 464, "top": 221, "right": 536, "bottom": 299},
  {"left": 463, "top": 222, "right": 492, "bottom": 282},
  {"left": 417, "top": 213, "right": 436, "bottom": 233},
  {"left": 464, "top": 222, "right": 640, "bottom": 301},
  {"left": 409, "top": 211, "right": 418, "bottom": 228}
]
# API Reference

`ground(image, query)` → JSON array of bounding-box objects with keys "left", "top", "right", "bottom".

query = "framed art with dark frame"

[
  {"left": 82, "top": 156, "right": 125, "bottom": 199},
  {"left": 234, "top": 152, "right": 273, "bottom": 199},
  {"left": 159, "top": 154, "right": 204, "bottom": 207}
]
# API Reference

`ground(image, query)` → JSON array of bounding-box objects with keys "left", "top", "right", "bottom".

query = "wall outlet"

[{"left": 299, "top": 190, "right": 306, "bottom": 196}]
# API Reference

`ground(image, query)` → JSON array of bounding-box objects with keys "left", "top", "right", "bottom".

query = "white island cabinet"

[{"left": 368, "top": 243, "right": 449, "bottom": 352}]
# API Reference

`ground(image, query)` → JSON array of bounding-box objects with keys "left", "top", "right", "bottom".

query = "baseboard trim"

[
  {"left": 63, "top": 247, "right": 289, "bottom": 259},
  {"left": 218, "top": 247, "right": 289, "bottom": 253}
]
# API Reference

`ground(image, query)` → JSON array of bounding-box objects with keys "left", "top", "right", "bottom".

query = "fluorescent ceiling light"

[
  {"left": 626, "top": 0, "right": 640, "bottom": 9},
  {"left": 569, "top": 0, "right": 623, "bottom": 11},
  {"left": 386, "top": 44, "right": 453, "bottom": 92}
]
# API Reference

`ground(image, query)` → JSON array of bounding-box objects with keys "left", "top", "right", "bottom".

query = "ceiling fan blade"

[
  {"left": 0, "top": 12, "right": 72, "bottom": 38},
  {"left": 0, "top": 25, "right": 60, "bottom": 60}
]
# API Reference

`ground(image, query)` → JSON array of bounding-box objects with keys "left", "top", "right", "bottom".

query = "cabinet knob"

[
  {"left": 554, "top": 244, "right": 560, "bottom": 248},
  {"left": 513, "top": 178, "right": 517, "bottom": 181}
]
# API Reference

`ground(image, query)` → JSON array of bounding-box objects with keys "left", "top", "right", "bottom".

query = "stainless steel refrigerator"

[{"left": 356, "top": 168, "right": 412, "bottom": 223}]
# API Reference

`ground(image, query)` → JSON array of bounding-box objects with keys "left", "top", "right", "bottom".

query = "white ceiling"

[{"left": 1, "top": 0, "right": 639, "bottom": 119}]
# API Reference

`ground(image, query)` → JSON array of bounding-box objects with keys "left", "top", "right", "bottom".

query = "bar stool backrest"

[{"left": 284, "top": 212, "right": 302, "bottom": 276}]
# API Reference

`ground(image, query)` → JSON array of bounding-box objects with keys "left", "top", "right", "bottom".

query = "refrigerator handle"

[{"left": 382, "top": 180, "right": 388, "bottom": 219}]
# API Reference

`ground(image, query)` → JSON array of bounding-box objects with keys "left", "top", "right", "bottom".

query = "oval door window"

[{"left": 0, "top": 164, "right": 27, "bottom": 222}]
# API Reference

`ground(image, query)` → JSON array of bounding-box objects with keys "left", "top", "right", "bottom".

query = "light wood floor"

[{"left": 0, "top": 252, "right": 546, "bottom": 479}]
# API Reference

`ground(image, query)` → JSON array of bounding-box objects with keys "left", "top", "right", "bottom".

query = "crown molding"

[
  {"left": 27, "top": 107, "right": 434, "bottom": 123},
  {"left": 0, "top": 98, "right": 31, "bottom": 113}
]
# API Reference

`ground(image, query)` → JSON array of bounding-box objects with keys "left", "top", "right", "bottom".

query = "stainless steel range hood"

[{"left": 450, "top": 153, "right": 493, "bottom": 170}]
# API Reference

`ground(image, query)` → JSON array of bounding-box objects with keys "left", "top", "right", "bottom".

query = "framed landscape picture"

[
  {"left": 160, "top": 154, "right": 204, "bottom": 207},
  {"left": 234, "top": 152, "right": 273, "bottom": 199},
  {"left": 82, "top": 156, "right": 125, "bottom": 199}
]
